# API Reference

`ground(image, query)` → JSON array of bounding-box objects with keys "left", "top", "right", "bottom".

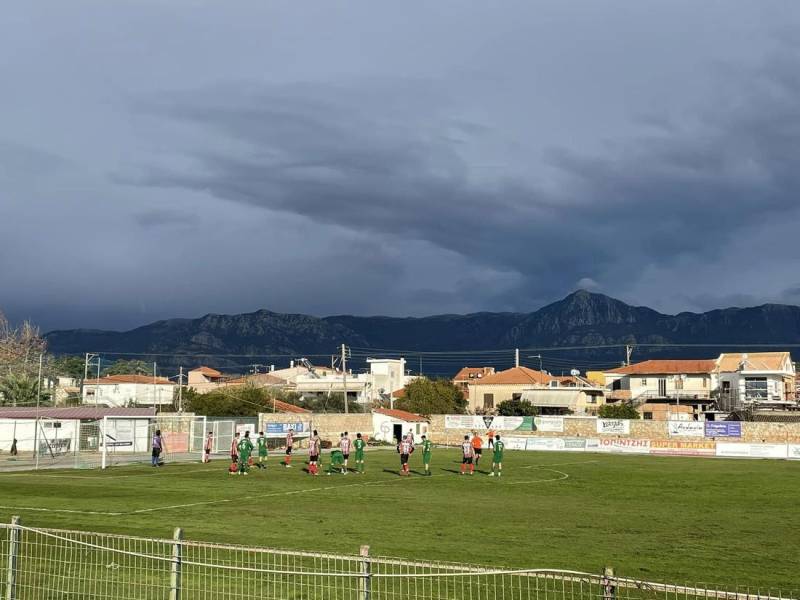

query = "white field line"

[{"left": 0, "top": 462, "right": 575, "bottom": 517}]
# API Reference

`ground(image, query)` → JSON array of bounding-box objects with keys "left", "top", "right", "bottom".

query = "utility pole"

[
  {"left": 625, "top": 345, "right": 633, "bottom": 367},
  {"left": 34, "top": 353, "right": 43, "bottom": 468},
  {"left": 178, "top": 366, "right": 184, "bottom": 413},
  {"left": 153, "top": 362, "right": 158, "bottom": 414},
  {"left": 341, "top": 344, "right": 348, "bottom": 414},
  {"left": 515, "top": 349, "right": 520, "bottom": 368}
]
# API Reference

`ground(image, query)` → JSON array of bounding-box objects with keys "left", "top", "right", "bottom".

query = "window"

[
  {"left": 675, "top": 377, "right": 684, "bottom": 390},
  {"left": 702, "top": 378, "right": 707, "bottom": 388},
  {"left": 643, "top": 412, "right": 653, "bottom": 420},
  {"left": 744, "top": 377, "right": 768, "bottom": 401},
  {"left": 512, "top": 393, "right": 522, "bottom": 401},
  {"left": 612, "top": 379, "right": 622, "bottom": 391},
  {"left": 641, "top": 378, "right": 647, "bottom": 386},
  {"left": 550, "top": 381, "right": 558, "bottom": 388},
  {"left": 483, "top": 394, "right": 494, "bottom": 409},
  {"left": 586, "top": 395, "right": 597, "bottom": 404}
]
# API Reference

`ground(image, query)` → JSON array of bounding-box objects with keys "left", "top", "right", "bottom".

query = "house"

[
  {"left": 187, "top": 366, "right": 228, "bottom": 393},
  {"left": 294, "top": 358, "right": 413, "bottom": 404},
  {"left": 521, "top": 374, "right": 606, "bottom": 415},
  {"left": 452, "top": 367, "right": 496, "bottom": 399},
  {"left": 603, "top": 359, "right": 717, "bottom": 420},
  {"left": 372, "top": 408, "right": 429, "bottom": 443},
  {"left": 82, "top": 375, "right": 176, "bottom": 408},
  {"left": 715, "top": 352, "right": 796, "bottom": 409},
  {"left": 466, "top": 366, "right": 552, "bottom": 413}
]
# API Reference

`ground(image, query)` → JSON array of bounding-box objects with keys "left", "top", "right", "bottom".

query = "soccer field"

[{"left": 0, "top": 448, "right": 797, "bottom": 589}]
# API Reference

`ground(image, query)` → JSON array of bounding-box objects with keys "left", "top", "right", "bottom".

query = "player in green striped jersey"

[
  {"left": 489, "top": 435, "right": 504, "bottom": 477},
  {"left": 353, "top": 433, "right": 366, "bottom": 473},
  {"left": 421, "top": 435, "right": 433, "bottom": 475}
]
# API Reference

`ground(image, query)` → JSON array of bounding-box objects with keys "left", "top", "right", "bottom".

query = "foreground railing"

[{"left": 0, "top": 518, "right": 795, "bottom": 600}]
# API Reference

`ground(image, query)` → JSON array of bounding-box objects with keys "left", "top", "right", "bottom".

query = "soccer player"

[
  {"left": 328, "top": 448, "right": 344, "bottom": 475},
  {"left": 237, "top": 431, "right": 254, "bottom": 475},
  {"left": 471, "top": 432, "right": 483, "bottom": 467},
  {"left": 489, "top": 434, "right": 504, "bottom": 477},
  {"left": 340, "top": 432, "right": 351, "bottom": 474},
  {"left": 353, "top": 433, "right": 366, "bottom": 474},
  {"left": 230, "top": 432, "right": 240, "bottom": 467},
  {"left": 397, "top": 436, "right": 413, "bottom": 476},
  {"left": 284, "top": 428, "right": 294, "bottom": 467},
  {"left": 151, "top": 429, "right": 163, "bottom": 467},
  {"left": 256, "top": 431, "right": 268, "bottom": 469},
  {"left": 460, "top": 435, "right": 475, "bottom": 475},
  {"left": 203, "top": 431, "right": 213, "bottom": 463},
  {"left": 308, "top": 430, "right": 321, "bottom": 476},
  {"left": 421, "top": 434, "right": 433, "bottom": 476},
  {"left": 486, "top": 429, "right": 495, "bottom": 449}
]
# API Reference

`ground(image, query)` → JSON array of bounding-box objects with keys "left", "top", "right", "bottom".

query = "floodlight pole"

[
  {"left": 34, "top": 353, "right": 43, "bottom": 470},
  {"left": 342, "top": 344, "right": 348, "bottom": 414}
]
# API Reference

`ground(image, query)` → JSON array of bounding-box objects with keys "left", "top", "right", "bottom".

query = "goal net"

[{"left": 101, "top": 415, "right": 206, "bottom": 468}]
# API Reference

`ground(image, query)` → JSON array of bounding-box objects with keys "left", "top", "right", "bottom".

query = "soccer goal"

[{"left": 100, "top": 415, "right": 207, "bottom": 468}]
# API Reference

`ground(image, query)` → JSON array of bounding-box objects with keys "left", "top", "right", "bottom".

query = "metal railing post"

[
  {"left": 359, "top": 545, "right": 371, "bottom": 600},
  {"left": 170, "top": 527, "right": 183, "bottom": 600},
  {"left": 602, "top": 566, "right": 616, "bottom": 600},
  {"left": 6, "top": 516, "right": 21, "bottom": 600},
  {"left": 101, "top": 416, "right": 108, "bottom": 469}
]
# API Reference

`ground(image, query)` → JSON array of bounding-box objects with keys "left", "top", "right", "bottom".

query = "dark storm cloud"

[{"left": 133, "top": 46, "right": 800, "bottom": 309}]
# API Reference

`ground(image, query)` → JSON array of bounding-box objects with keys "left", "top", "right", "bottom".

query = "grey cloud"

[{"left": 132, "top": 45, "right": 800, "bottom": 310}]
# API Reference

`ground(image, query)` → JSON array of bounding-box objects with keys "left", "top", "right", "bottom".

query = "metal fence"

[{"left": 0, "top": 518, "right": 795, "bottom": 600}]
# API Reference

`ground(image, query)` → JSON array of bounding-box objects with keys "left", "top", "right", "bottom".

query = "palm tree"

[{"left": 0, "top": 373, "right": 48, "bottom": 407}]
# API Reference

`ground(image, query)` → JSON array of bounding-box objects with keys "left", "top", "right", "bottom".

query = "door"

[
  {"left": 393, "top": 424, "right": 403, "bottom": 443},
  {"left": 658, "top": 378, "right": 667, "bottom": 397}
]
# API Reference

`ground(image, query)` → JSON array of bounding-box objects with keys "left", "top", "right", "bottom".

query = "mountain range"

[{"left": 43, "top": 291, "right": 800, "bottom": 374}]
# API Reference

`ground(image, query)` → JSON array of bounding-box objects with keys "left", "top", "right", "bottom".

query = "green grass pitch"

[{"left": 0, "top": 448, "right": 797, "bottom": 589}]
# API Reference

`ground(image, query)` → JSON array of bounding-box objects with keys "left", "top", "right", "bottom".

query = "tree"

[
  {"left": 598, "top": 403, "right": 640, "bottom": 419},
  {"left": 102, "top": 359, "right": 152, "bottom": 376},
  {"left": 0, "top": 373, "right": 50, "bottom": 407},
  {"left": 496, "top": 398, "right": 538, "bottom": 416},
  {"left": 0, "top": 311, "right": 46, "bottom": 379},
  {"left": 396, "top": 378, "right": 467, "bottom": 416},
  {"left": 51, "top": 355, "right": 86, "bottom": 380},
  {"left": 184, "top": 384, "right": 273, "bottom": 417}
]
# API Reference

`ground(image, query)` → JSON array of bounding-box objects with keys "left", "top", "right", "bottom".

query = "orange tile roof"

[
  {"left": 453, "top": 367, "right": 496, "bottom": 381},
  {"left": 272, "top": 399, "right": 311, "bottom": 413},
  {"left": 607, "top": 360, "right": 716, "bottom": 375},
  {"left": 391, "top": 388, "right": 406, "bottom": 398},
  {"left": 374, "top": 408, "right": 428, "bottom": 422},
  {"left": 191, "top": 366, "right": 223, "bottom": 377},
  {"left": 84, "top": 374, "right": 174, "bottom": 385},
  {"left": 470, "top": 366, "right": 552, "bottom": 386},
  {"left": 716, "top": 352, "right": 792, "bottom": 373}
]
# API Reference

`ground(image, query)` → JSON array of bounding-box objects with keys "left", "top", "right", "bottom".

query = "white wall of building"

[{"left": 82, "top": 383, "right": 175, "bottom": 407}]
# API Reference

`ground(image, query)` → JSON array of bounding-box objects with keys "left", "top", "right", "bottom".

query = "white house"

[
  {"left": 371, "top": 408, "right": 429, "bottom": 444},
  {"left": 604, "top": 360, "right": 718, "bottom": 402},
  {"left": 715, "top": 352, "right": 796, "bottom": 407},
  {"left": 82, "top": 375, "right": 176, "bottom": 408},
  {"left": 294, "top": 358, "right": 413, "bottom": 404}
]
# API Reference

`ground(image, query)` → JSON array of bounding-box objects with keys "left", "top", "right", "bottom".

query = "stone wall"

[{"left": 259, "top": 412, "right": 800, "bottom": 446}]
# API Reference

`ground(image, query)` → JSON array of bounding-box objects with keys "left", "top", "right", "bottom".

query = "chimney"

[
  {"left": 270, "top": 365, "right": 275, "bottom": 372},
  {"left": 290, "top": 360, "right": 295, "bottom": 369}
]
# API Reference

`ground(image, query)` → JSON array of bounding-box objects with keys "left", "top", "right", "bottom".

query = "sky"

[{"left": 2, "top": 1, "right": 800, "bottom": 332}]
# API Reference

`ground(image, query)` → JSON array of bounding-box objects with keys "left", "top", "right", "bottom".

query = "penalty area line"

[{"left": 0, "top": 504, "right": 124, "bottom": 516}]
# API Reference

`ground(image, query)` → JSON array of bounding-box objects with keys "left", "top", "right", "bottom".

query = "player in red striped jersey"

[
  {"left": 284, "top": 428, "right": 294, "bottom": 468},
  {"left": 460, "top": 435, "right": 475, "bottom": 475},
  {"left": 397, "top": 437, "right": 413, "bottom": 476},
  {"left": 339, "top": 432, "right": 351, "bottom": 474},
  {"left": 308, "top": 430, "right": 321, "bottom": 476}
]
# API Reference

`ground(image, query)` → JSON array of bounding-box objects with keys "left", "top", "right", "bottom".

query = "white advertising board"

[
  {"left": 596, "top": 438, "right": 650, "bottom": 454},
  {"left": 534, "top": 416, "right": 564, "bottom": 432},
  {"left": 667, "top": 421, "right": 705, "bottom": 437},
  {"left": 502, "top": 436, "right": 528, "bottom": 450},
  {"left": 716, "top": 443, "right": 788, "bottom": 459},
  {"left": 596, "top": 419, "right": 630, "bottom": 435},
  {"left": 526, "top": 437, "right": 565, "bottom": 451},
  {"left": 788, "top": 445, "right": 800, "bottom": 460},
  {"left": 444, "top": 415, "right": 530, "bottom": 431}
]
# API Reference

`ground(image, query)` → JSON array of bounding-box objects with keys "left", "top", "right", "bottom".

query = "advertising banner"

[
  {"left": 263, "top": 422, "right": 307, "bottom": 438},
  {"left": 526, "top": 437, "right": 565, "bottom": 451},
  {"left": 534, "top": 416, "right": 564, "bottom": 432},
  {"left": 563, "top": 438, "right": 588, "bottom": 451},
  {"left": 596, "top": 419, "right": 630, "bottom": 435},
  {"left": 596, "top": 438, "right": 650, "bottom": 454},
  {"left": 788, "top": 445, "right": 800, "bottom": 460},
  {"left": 716, "top": 443, "right": 788, "bottom": 459},
  {"left": 650, "top": 440, "right": 716, "bottom": 456},
  {"left": 163, "top": 432, "right": 189, "bottom": 453},
  {"left": 503, "top": 436, "right": 528, "bottom": 450},
  {"left": 444, "top": 415, "right": 533, "bottom": 431},
  {"left": 704, "top": 422, "right": 742, "bottom": 438},
  {"left": 667, "top": 421, "right": 705, "bottom": 437},
  {"left": 585, "top": 438, "right": 601, "bottom": 451}
]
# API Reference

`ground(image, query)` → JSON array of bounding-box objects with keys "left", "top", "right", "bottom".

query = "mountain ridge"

[{"left": 42, "top": 291, "right": 800, "bottom": 372}]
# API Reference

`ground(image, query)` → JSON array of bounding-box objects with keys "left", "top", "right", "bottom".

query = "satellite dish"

[{"left": 570, "top": 369, "right": 580, "bottom": 377}]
